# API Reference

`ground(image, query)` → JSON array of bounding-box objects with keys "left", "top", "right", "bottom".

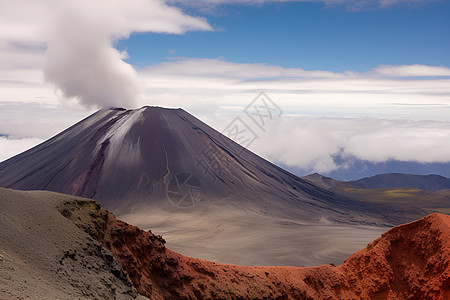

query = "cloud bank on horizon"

[
  {"left": 139, "top": 57, "right": 450, "bottom": 120},
  {"left": 171, "top": 0, "right": 434, "bottom": 10},
  {"left": 136, "top": 57, "right": 450, "bottom": 172},
  {"left": 0, "top": 0, "right": 449, "bottom": 173}
]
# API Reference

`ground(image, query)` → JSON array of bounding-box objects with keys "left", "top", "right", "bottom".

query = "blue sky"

[{"left": 117, "top": 1, "right": 450, "bottom": 72}]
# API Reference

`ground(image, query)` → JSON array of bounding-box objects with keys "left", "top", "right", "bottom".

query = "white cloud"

[
  {"left": 134, "top": 58, "right": 450, "bottom": 172},
  {"left": 373, "top": 64, "right": 450, "bottom": 77},
  {"left": 0, "top": 136, "right": 44, "bottom": 163},
  {"left": 138, "top": 58, "right": 450, "bottom": 120},
  {"left": 251, "top": 117, "right": 450, "bottom": 173},
  {"left": 344, "top": 120, "right": 450, "bottom": 163},
  {"left": 0, "top": 0, "right": 212, "bottom": 109},
  {"left": 170, "top": 0, "right": 435, "bottom": 10},
  {"left": 1, "top": 43, "right": 448, "bottom": 168},
  {"left": 0, "top": 102, "right": 94, "bottom": 140}
]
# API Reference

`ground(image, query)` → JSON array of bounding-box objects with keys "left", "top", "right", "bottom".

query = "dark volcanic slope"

[
  {"left": 0, "top": 107, "right": 388, "bottom": 266},
  {"left": 0, "top": 107, "right": 379, "bottom": 220},
  {"left": 301, "top": 173, "right": 344, "bottom": 190}
]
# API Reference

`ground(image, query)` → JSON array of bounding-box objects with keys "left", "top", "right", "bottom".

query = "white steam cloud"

[
  {"left": 44, "top": 0, "right": 212, "bottom": 108},
  {"left": 44, "top": 6, "right": 139, "bottom": 108},
  {"left": 0, "top": 0, "right": 212, "bottom": 108}
]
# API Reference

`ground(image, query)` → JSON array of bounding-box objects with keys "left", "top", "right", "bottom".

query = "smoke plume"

[{"left": 43, "top": 0, "right": 211, "bottom": 108}]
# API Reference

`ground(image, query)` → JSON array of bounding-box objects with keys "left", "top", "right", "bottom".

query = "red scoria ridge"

[{"left": 62, "top": 201, "right": 450, "bottom": 299}]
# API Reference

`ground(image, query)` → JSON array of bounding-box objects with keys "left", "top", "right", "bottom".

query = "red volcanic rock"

[
  {"left": 340, "top": 213, "right": 450, "bottom": 299},
  {"left": 65, "top": 202, "right": 450, "bottom": 299}
]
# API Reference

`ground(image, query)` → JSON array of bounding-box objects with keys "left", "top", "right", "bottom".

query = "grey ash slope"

[
  {"left": 0, "top": 107, "right": 371, "bottom": 220},
  {"left": 0, "top": 106, "right": 389, "bottom": 266},
  {"left": 0, "top": 188, "right": 143, "bottom": 299}
]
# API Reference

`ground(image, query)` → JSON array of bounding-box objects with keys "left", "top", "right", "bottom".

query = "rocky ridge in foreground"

[
  {"left": 64, "top": 193, "right": 450, "bottom": 299},
  {"left": 1, "top": 187, "right": 449, "bottom": 299}
]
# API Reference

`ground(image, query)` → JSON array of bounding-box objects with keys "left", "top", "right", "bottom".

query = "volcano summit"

[{"left": 0, "top": 106, "right": 389, "bottom": 266}]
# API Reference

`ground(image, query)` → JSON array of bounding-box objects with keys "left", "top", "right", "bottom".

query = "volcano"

[{"left": 0, "top": 106, "right": 389, "bottom": 266}]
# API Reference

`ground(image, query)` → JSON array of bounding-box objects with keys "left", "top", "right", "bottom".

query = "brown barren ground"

[{"left": 63, "top": 199, "right": 450, "bottom": 300}]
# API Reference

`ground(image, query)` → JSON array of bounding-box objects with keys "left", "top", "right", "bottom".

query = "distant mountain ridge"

[
  {"left": 302, "top": 172, "right": 450, "bottom": 192},
  {"left": 352, "top": 173, "right": 450, "bottom": 191},
  {"left": 287, "top": 158, "right": 450, "bottom": 181},
  {"left": 302, "top": 172, "right": 450, "bottom": 222}
]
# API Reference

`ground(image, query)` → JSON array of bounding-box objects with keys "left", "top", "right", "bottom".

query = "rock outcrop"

[{"left": 63, "top": 198, "right": 450, "bottom": 299}]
